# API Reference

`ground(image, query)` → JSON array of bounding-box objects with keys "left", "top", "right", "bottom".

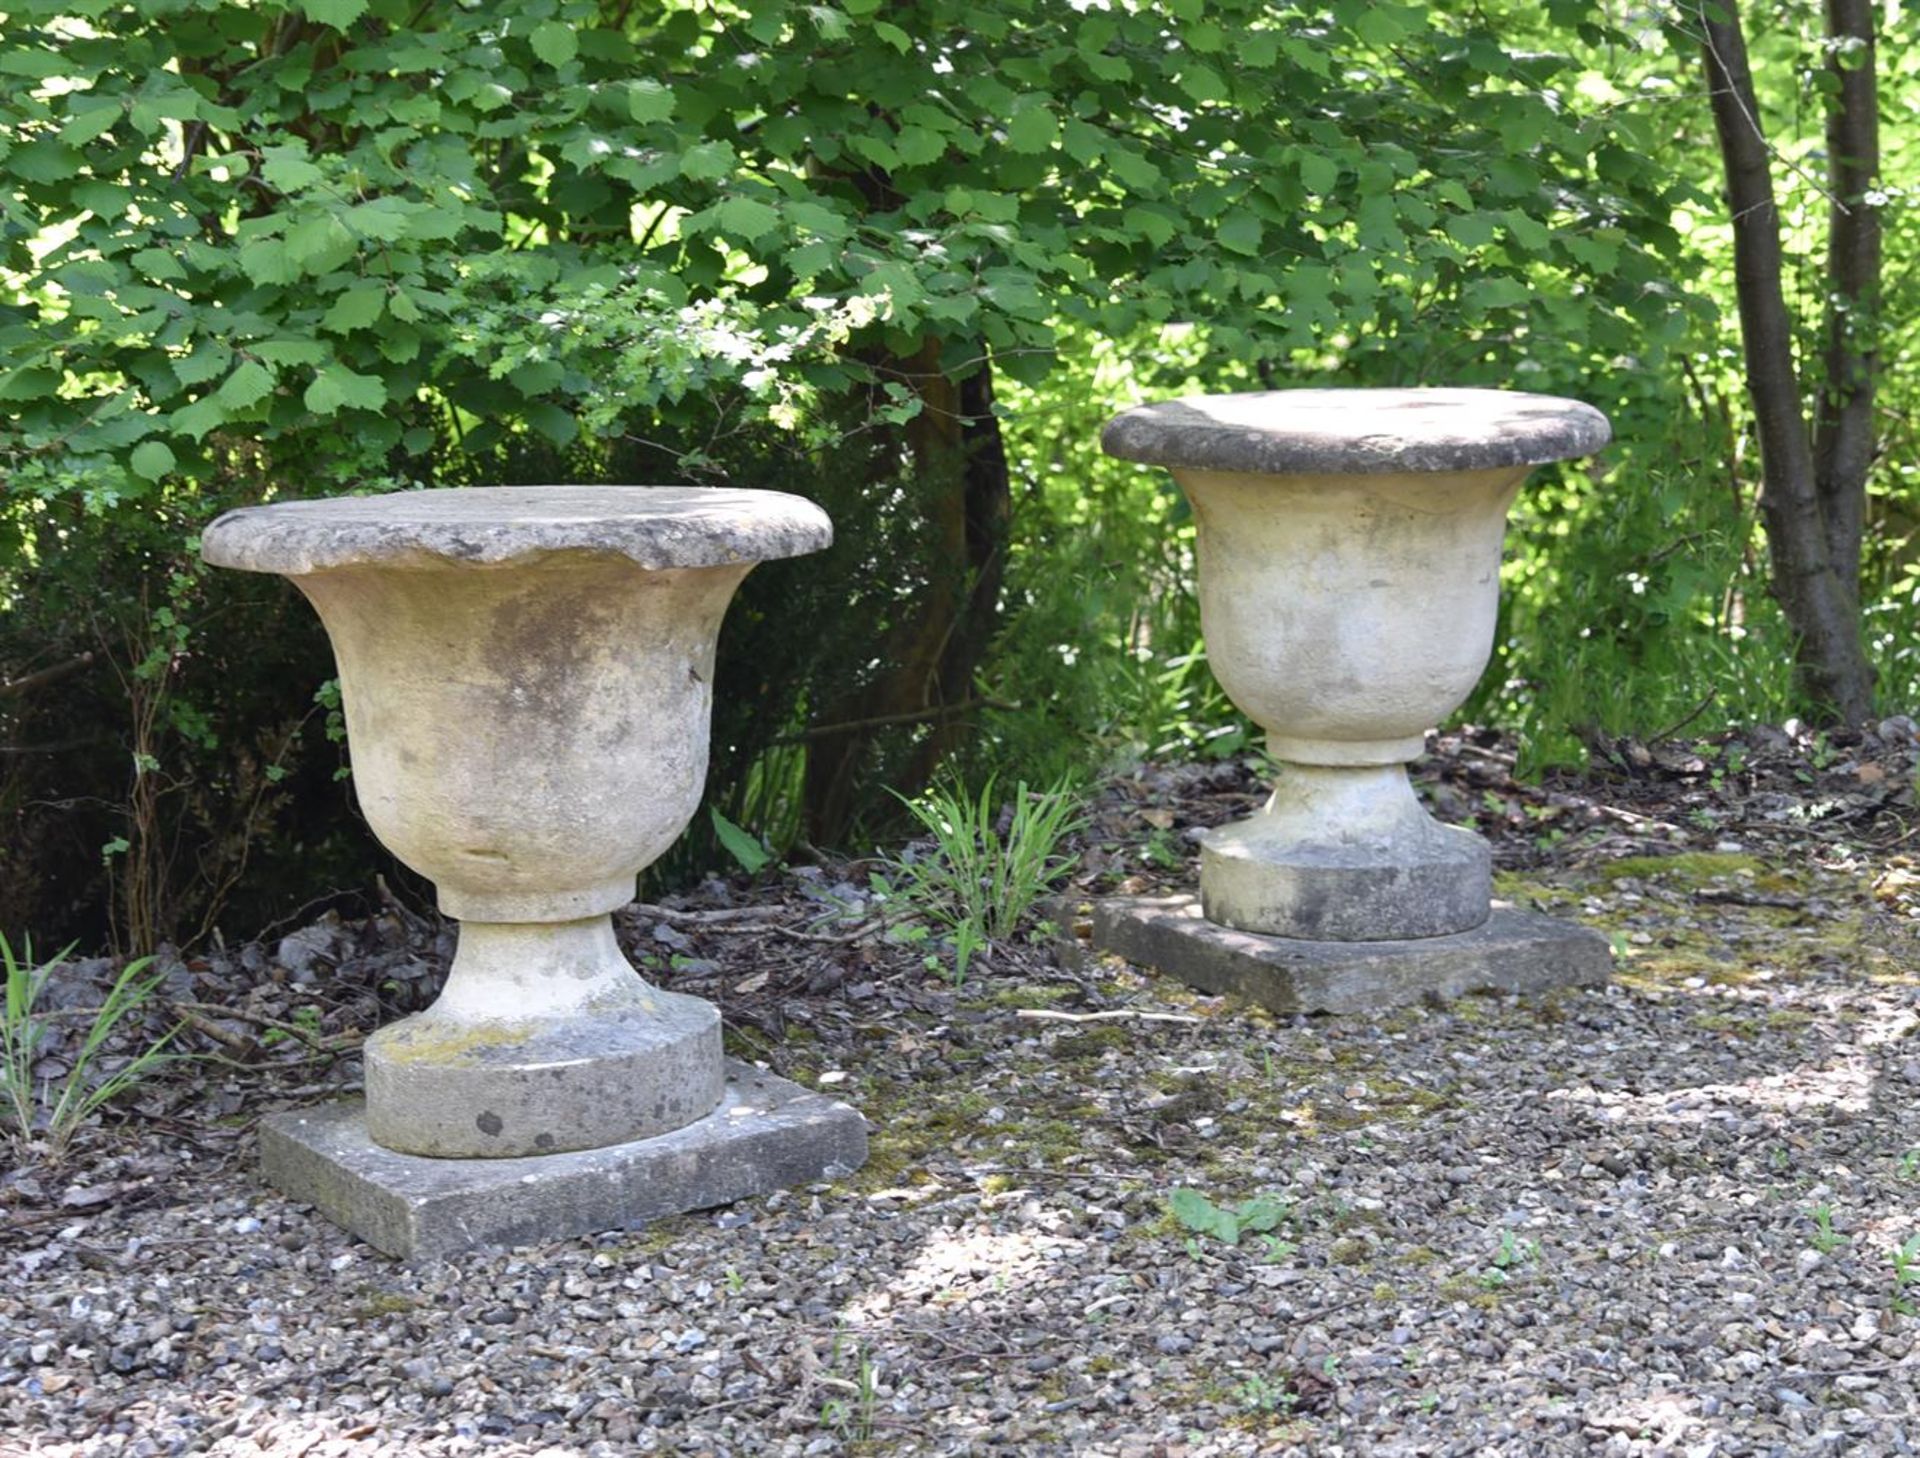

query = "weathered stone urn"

[
  {"left": 1091, "top": 389, "right": 1615, "bottom": 1011},
  {"left": 203, "top": 486, "right": 867, "bottom": 1256}
]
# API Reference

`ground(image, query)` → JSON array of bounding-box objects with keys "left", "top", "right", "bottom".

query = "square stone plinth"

[
  {"left": 261, "top": 1061, "right": 868, "bottom": 1260},
  {"left": 1090, "top": 895, "right": 1611, "bottom": 1015}
]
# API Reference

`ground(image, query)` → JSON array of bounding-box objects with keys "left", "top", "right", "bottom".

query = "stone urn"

[
  {"left": 202, "top": 486, "right": 867, "bottom": 1256},
  {"left": 1094, "top": 390, "right": 1612, "bottom": 999}
]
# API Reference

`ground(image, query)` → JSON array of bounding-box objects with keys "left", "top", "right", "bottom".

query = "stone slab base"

[
  {"left": 1090, "top": 894, "right": 1611, "bottom": 1015},
  {"left": 261, "top": 1061, "right": 868, "bottom": 1260}
]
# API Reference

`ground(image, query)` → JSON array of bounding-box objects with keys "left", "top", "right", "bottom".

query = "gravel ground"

[{"left": 6, "top": 740, "right": 1920, "bottom": 1457}]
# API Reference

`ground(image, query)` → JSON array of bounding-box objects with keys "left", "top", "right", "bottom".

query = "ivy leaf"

[
  {"left": 128, "top": 440, "right": 176, "bottom": 481},
  {"left": 305, "top": 364, "right": 387, "bottom": 415},
  {"left": 300, "top": 0, "right": 368, "bottom": 30},
  {"left": 530, "top": 21, "right": 577, "bottom": 67}
]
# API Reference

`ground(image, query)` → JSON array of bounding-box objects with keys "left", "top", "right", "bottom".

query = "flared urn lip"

[
  {"left": 201, "top": 484, "right": 834, "bottom": 577},
  {"left": 1100, "top": 387, "right": 1611, "bottom": 478}
]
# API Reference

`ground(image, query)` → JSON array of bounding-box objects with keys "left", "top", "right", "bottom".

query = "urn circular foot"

[
  {"left": 1198, "top": 763, "right": 1491, "bottom": 941},
  {"left": 362, "top": 917, "right": 725, "bottom": 1158}
]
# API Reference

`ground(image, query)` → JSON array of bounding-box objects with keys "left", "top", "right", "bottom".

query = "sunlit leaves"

[
  {"left": 304, "top": 365, "right": 386, "bottom": 416},
  {"left": 0, "top": 0, "right": 1698, "bottom": 514},
  {"left": 300, "top": 0, "right": 368, "bottom": 30}
]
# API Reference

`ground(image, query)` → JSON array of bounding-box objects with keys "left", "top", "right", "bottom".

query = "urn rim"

[
  {"left": 201, "top": 484, "right": 834, "bottom": 576},
  {"left": 1101, "top": 387, "right": 1611, "bottom": 477}
]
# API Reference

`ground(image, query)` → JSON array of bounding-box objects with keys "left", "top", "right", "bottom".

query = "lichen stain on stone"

[
  {"left": 375, "top": 1017, "right": 539, "bottom": 1065},
  {"left": 476, "top": 1110, "right": 504, "bottom": 1136}
]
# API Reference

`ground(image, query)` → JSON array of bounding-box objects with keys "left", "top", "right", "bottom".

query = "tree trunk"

[
  {"left": 802, "top": 347, "right": 1012, "bottom": 843},
  {"left": 1812, "top": 0, "right": 1880, "bottom": 611},
  {"left": 1695, "top": 0, "right": 1876, "bottom": 723}
]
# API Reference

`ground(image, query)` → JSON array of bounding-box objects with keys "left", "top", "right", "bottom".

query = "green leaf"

[
  {"left": 1168, "top": 1188, "right": 1239, "bottom": 1244},
  {"left": 1125, "top": 205, "right": 1177, "bottom": 248},
  {"left": 260, "top": 145, "right": 325, "bottom": 193},
  {"left": 508, "top": 360, "right": 564, "bottom": 395},
  {"left": 1217, "top": 211, "right": 1263, "bottom": 256},
  {"left": 1466, "top": 277, "right": 1532, "bottom": 310},
  {"left": 1445, "top": 212, "right": 1499, "bottom": 249},
  {"left": 300, "top": 0, "right": 368, "bottom": 30},
  {"left": 237, "top": 238, "right": 297, "bottom": 286},
  {"left": 716, "top": 196, "right": 780, "bottom": 242},
  {"left": 525, "top": 401, "right": 577, "bottom": 445},
  {"left": 1178, "top": 64, "right": 1228, "bottom": 104},
  {"left": 8, "top": 141, "right": 83, "bottom": 185},
  {"left": 253, "top": 339, "right": 331, "bottom": 368},
  {"left": 530, "top": 20, "right": 578, "bottom": 67},
  {"left": 170, "top": 396, "right": 227, "bottom": 441},
  {"left": 173, "top": 345, "right": 233, "bottom": 387},
  {"left": 1107, "top": 147, "right": 1161, "bottom": 191},
  {"left": 711, "top": 808, "right": 774, "bottom": 874},
  {"left": 874, "top": 21, "right": 911, "bottom": 52},
  {"left": 321, "top": 286, "right": 386, "bottom": 333},
  {"left": 1297, "top": 151, "right": 1340, "bottom": 196},
  {"left": 627, "top": 80, "right": 675, "bottom": 123},
  {"left": 0, "top": 367, "right": 60, "bottom": 403},
  {"left": 60, "top": 102, "right": 122, "bottom": 146},
  {"left": 679, "top": 139, "right": 738, "bottom": 181},
  {"left": 214, "top": 359, "right": 276, "bottom": 411},
  {"left": 1005, "top": 104, "right": 1057, "bottom": 155},
  {"left": 894, "top": 126, "right": 945, "bottom": 167},
  {"left": 304, "top": 364, "right": 387, "bottom": 415},
  {"left": 286, "top": 215, "right": 357, "bottom": 275},
  {"left": 128, "top": 440, "right": 177, "bottom": 482},
  {"left": 0, "top": 48, "right": 68, "bottom": 78}
]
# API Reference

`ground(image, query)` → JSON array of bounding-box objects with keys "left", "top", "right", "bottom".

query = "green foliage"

[
  {"left": 883, "top": 776, "right": 1081, "bottom": 984},
  {"left": 1, "top": 0, "right": 1693, "bottom": 511},
  {"left": 709, "top": 807, "right": 774, "bottom": 876},
  {"left": 1892, "top": 1234, "right": 1920, "bottom": 1318},
  {"left": 1, "top": 935, "right": 181, "bottom": 1163},
  {"left": 1167, "top": 1186, "right": 1292, "bottom": 1249}
]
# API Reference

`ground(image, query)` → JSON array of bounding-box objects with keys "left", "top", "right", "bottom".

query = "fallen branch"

[
  {"left": 0, "top": 651, "right": 95, "bottom": 699},
  {"left": 629, "top": 903, "right": 785, "bottom": 925},
  {"left": 773, "top": 696, "right": 1019, "bottom": 745}
]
